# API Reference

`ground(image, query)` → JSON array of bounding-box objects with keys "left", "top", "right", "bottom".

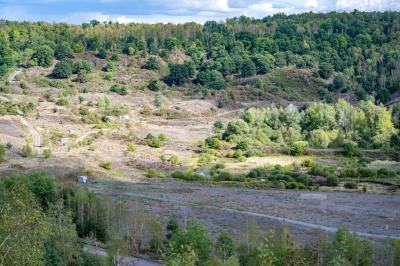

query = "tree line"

[{"left": 1, "top": 11, "right": 400, "bottom": 102}]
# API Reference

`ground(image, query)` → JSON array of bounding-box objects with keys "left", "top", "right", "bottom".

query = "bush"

[
  {"left": 52, "top": 59, "right": 73, "bottom": 78},
  {"left": 43, "top": 149, "right": 51, "bottom": 159},
  {"left": 326, "top": 176, "right": 339, "bottom": 187},
  {"left": 128, "top": 143, "right": 136, "bottom": 153},
  {"left": 148, "top": 79, "right": 161, "bottom": 91},
  {"left": 344, "top": 181, "right": 358, "bottom": 189},
  {"left": 213, "top": 121, "right": 224, "bottom": 132},
  {"left": 0, "top": 144, "right": 5, "bottom": 161},
  {"left": 145, "top": 57, "right": 160, "bottom": 70},
  {"left": 169, "top": 155, "right": 181, "bottom": 165},
  {"left": 357, "top": 167, "right": 377, "bottom": 178},
  {"left": 342, "top": 141, "right": 360, "bottom": 157},
  {"left": 97, "top": 48, "right": 107, "bottom": 59},
  {"left": 73, "top": 60, "right": 92, "bottom": 74},
  {"left": 205, "top": 137, "right": 221, "bottom": 149},
  {"left": 105, "top": 61, "right": 116, "bottom": 72},
  {"left": 236, "top": 140, "right": 249, "bottom": 150},
  {"left": 110, "top": 84, "right": 128, "bottom": 95},
  {"left": 289, "top": 141, "right": 309, "bottom": 156},
  {"left": 99, "top": 161, "right": 112, "bottom": 170},
  {"left": 21, "top": 143, "right": 33, "bottom": 157}
]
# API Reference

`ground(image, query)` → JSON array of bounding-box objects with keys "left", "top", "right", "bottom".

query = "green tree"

[
  {"left": 33, "top": 45, "right": 54, "bottom": 67},
  {"left": 240, "top": 59, "right": 256, "bottom": 77},
  {"left": 145, "top": 57, "right": 161, "bottom": 70},
  {"left": 0, "top": 182, "right": 49, "bottom": 265},
  {"left": 216, "top": 232, "right": 236, "bottom": 261},
  {"left": 169, "top": 220, "right": 211, "bottom": 263},
  {"left": 52, "top": 59, "right": 73, "bottom": 78},
  {"left": 318, "top": 62, "right": 334, "bottom": 79},
  {"left": 55, "top": 41, "right": 74, "bottom": 60}
]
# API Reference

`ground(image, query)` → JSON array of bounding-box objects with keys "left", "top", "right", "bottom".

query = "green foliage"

[
  {"left": 145, "top": 57, "right": 161, "bottom": 70},
  {"left": 344, "top": 181, "right": 358, "bottom": 189},
  {"left": 105, "top": 60, "right": 116, "bottom": 72},
  {"left": 99, "top": 161, "right": 112, "bottom": 170},
  {"left": 216, "top": 232, "right": 236, "bottom": 261},
  {"left": 52, "top": 59, "right": 73, "bottom": 78},
  {"left": 148, "top": 78, "right": 161, "bottom": 91},
  {"left": 169, "top": 220, "right": 211, "bottom": 263},
  {"left": 97, "top": 48, "right": 107, "bottom": 59},
  {"left": 196, "top": 70, "right": 226, "bottom": 90},
  {"left": 33, "top": 45, "right": 54, "bottom": 67},
  {"left": 165, "top": 63, "right": 192, "bottom": 86},
  {"left": 205, "top": 137, "right": 221, "bottom": 149},
  {"left": 289, "top": 141, "right": 309, "bottom": 156},
  {"left": 0, "top": 144, "right": 5, "bottom": 161},
  {"left": 318, "top": 62, "right": 334, "bottom": 79},
  {"left": 55, "top": 41, "right": 74, "bottom": 60},
  {"left": 240, "top": 59, "right": 256, "bottom": 77},
  {"left": 326, "top": 176, "right": 339, "bottom": 187},
  {"left": 128, "top": 143, "right": 137, "bottom": 153},
  {"left": 110, "top": 84, "right": 128, "bottom": 95},
  {"left": 73, "top": 60, "right": 92, "bottom": 74},
  {"left": 146, "top": 133, "right": 167, "bottom": 148}
]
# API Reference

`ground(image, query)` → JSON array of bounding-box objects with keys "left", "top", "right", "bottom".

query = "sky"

[{"left": 0, "top": 0, "right": 399, "bottom": 24}]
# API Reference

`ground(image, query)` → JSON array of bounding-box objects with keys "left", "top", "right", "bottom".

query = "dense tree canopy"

[{"left": 1, "top": 11, "right": 400, "bottom": 101}]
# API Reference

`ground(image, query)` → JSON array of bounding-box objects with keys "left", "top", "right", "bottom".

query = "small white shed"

[{"left": 77, "top": 175, "right": 88, "bottom": 183}]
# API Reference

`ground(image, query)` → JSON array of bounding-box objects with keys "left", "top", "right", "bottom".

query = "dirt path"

[
  {"left": 8, "top": 67, "right": 24, "bottom": 83},
  {"left": 87, "top": 180, "right": 400, "bottom": 242},
  {"left": 18, "top": 117, "right": 43, "bottom": 154},
  {"left": 83, "top": 244, "right": 162, "bottom": 266}
]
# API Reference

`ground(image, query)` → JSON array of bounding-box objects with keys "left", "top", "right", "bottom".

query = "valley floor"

[{"left": 86, "top": 178, "right": 400, "bottom": 243}]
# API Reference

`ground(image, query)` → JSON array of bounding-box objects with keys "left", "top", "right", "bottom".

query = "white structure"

[
  {"left": 77, "top": 175, "right": 88, "bottom": 183},
  {"left": 60, "top": 137, "right": 69, "bottom": 146}
]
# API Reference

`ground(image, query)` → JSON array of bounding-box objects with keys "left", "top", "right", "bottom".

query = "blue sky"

[{"left": 0, "top": 0, "right": 399, "bottom": 24}]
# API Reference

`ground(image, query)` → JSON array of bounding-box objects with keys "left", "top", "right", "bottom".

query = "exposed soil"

[{"left": 86, "top": 178, "right": 400, "bottom": 244}]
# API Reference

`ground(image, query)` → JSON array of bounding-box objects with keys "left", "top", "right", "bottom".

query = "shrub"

[
  {"left": 169, "top": 155, "right": 181, "bottom": 165},
  {"left": 342, "top": 141, "right": 360, "bottom": 157},
  {"left": 357, "top": 168, "right": 377, "bottom": 178},
  {"left": 236, "top": 139, "right": 249, "bottom": 150},
  {"left": 205, "top": 137, "right": 221, "bottom": 149},
  {"left": 344, "top": 181, "right": 358, "bottom": 189},
  {"left": 148, "top": 79, "right": 161, "bottom": 91},
  {"left": 128, "top": 143, "right": 136, "bottom": 153},
  {"left": 52, "top": 59, "right": 73, "bottom": 78},
  {"left": 289, "top": 141, "right": 309, "bottom": 156},
  {"left": 43, "top": 148, "right": 51, "bottom": 159},
  {"left": 105, "top": 61, "right": 116, "bottom": 72},
  {"left": 326, "top": 176, "right": 339, "bottom": 187},
  {"left": 110, "top": 84, "right": 128, "bottom": 95},
  {"left": 145, "top": 57, "right": 160, "bottom": 70},
  {"left": 56, "top": 97, "right": 69, "bottom": 106},
  {"left": 213, "top": 121, "right": 224, "bottom": 132},
  {"left": 99, "top": 161, "right": 112, "bottom": 170},
  {"left": 145, "top": 168, "right": 160, "bottom": 178},
  {"left": 21, "top": 143, "right": 33, "bottom": 157},
  {"left": 0, "top": 144, "right": 5, "bottom": 161},
  {"left": 73, "top": 60, "right": 92, "bottom": 74},
  {"left": 97, "top": 48, "right": 107, "bottom": 59}
]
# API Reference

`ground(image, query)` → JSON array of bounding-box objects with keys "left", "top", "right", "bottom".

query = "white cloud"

[
  {"left": 305, "top": 0, "right": 318, "bottom": 8},
  {"left": 335, "top": 0, "right": 400, "bottom": 11},
  {"left": 243, "top": 2, "right": 292, "bottom": 17}
]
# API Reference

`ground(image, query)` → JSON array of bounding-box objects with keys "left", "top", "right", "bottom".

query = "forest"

[{"left": 1, "top": 11, "right": 400, "bottom": 103}]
